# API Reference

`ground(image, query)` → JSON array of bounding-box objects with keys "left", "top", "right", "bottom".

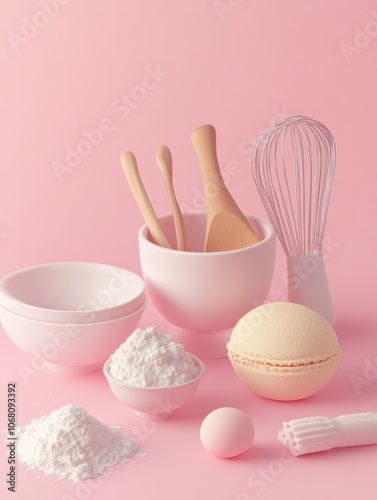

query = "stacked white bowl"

[{"left": 0, "top": 262, "right": 146, "bottom": 374}]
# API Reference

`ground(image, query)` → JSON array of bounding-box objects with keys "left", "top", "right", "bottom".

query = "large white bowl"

[
  {"left": 0, "top": 262, "right": 145, "bottom": 324},
  {"left": 0, "top": 299, "right": 147, "bottom": 374},
  {"left": 103, "top": 354, "right": 205, "bottom": 419},
  {"left": 138, "top": 212, "right": 275, "bottom": 358}
]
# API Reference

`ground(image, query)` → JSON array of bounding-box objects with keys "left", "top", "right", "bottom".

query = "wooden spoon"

[
  {"left": 191, "top": 124, "right": 260, "bottom": 252},
  {"left": 120, "top": 151, "right": 171, "bottom": 249},
  {"left": 156, "top": 145, "right": 187, "bottom": 251}
]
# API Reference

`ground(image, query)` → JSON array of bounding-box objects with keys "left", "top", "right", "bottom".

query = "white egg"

[{"left": 200, "top": 407, "right": 255, "bottom": 458}]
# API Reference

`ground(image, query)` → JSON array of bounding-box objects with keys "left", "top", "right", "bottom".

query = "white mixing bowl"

[
  {"left": 138, "top": 211, "right": 275, "bottom": 358},
  {"left": 0, "top": 262, "right": 145, "bottom": 324},
  {"left": 0, "top": 299, "right": 147, "bottom": 374}
]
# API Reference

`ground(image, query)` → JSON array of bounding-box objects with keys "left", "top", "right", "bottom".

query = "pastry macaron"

[{"left": 227, "top": 302, "right": 341, "bottom": 401}]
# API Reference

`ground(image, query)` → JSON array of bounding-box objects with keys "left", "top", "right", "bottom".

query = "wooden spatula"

[
  {"left": 120, "top": 151, "right": 171, "bottom": 249},
  {"left": 156, "top": 145, "right": 188, "bottom": 251},
  {"left": 191, "top": 124, "right": 260, "bottom": 252}
]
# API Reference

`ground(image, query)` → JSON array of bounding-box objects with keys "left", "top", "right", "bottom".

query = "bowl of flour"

[{"left": 103, "top": 326, "right": 205, "bottom": 419}]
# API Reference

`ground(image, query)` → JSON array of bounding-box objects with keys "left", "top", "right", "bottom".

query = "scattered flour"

[
  {"left": 109, "top": 326, "right": 200, "bottom": 387},
  {"left": 17, "top": 404, "right": 144, "bottom": 483}
]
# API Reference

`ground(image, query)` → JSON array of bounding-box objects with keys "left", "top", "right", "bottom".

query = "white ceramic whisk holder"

[{"left": 286, "top": 252, "right": 335, "bottom": 326}]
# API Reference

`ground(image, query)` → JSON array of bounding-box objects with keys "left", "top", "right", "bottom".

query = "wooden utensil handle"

[
  {"left": 191, "top": 124, "right": 226, "bottom": 188},
  {"left": 121, "top": 151, "right": 171, "bottom": 249},
  {"left": 156, "top": 145, "right": 188, "bottom": 251}
]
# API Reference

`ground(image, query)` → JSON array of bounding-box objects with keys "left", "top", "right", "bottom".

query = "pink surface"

[{"left": 1, "top": 0, "right": 377, "bottom": 498}]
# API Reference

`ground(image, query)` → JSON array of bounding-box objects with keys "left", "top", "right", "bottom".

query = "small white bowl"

[
  {"left": 0, "top": 262, "right": 145, "bottom": 324},
  {"left": 0, "top": 299, "right": 147, "bottom": 375},
  {"left": 103, "top": 355, "right": 205, "bottom": 419}
]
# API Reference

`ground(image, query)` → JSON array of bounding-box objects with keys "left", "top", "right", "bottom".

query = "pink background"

[{"left": 1, "top": 1, "right": 377, "bottom": 499}]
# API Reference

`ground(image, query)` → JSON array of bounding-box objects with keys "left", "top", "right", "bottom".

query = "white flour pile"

[
  {"left": 109, "top": 326, "right": 200, "bottom": 387},
  {"left": 17, "top": 404, "right": 144, "bottom": 483}
]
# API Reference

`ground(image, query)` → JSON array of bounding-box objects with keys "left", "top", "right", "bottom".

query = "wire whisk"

[{"left": 252, "top": 115, "right": 336, "bottom": 324}]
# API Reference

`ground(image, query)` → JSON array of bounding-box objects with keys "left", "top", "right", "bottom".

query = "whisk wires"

[{"left": 252, "top": 116, "right": 335, "bottom": 257}]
